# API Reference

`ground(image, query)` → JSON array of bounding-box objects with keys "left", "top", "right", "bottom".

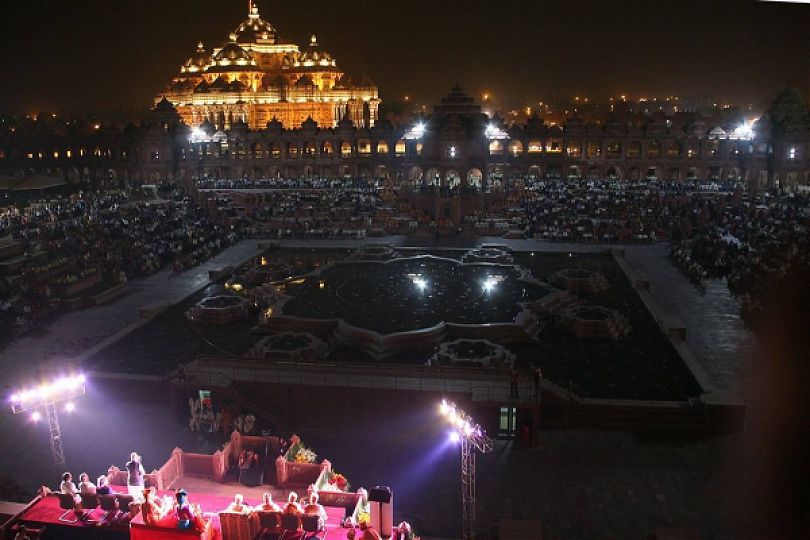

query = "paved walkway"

[{"left": 0, "top": 240, "right": 264, "bottom": 380}]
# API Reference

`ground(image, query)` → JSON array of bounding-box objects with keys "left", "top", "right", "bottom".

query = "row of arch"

[
  {"left": 6, "top": 138, "right": 758, "bottom": 166},
  {"left": 488, "top": 138, "right": 742, "bottom": 159}
]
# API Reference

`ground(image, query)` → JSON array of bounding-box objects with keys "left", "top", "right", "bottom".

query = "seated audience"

[
  {"left": 13, "top": 524, "right": 31, "bottom": 540},
  {"left": 175, "top": 489, "right": 193, "bottom": 530},
  {"left": 141, "top": 487, "right": 163, "bottom": 526},
  {"left": 60, "top": 472, "right": 78, "bottom": 496},
  {"left": 283, "top": 492, "right": 302, "bottom": 514},
  {"left": 96, "top": 475, "right": 115, "bottom": 495},
  {"left": 303, "top": 492, "right": 327, "bottom": 526},
  {"left": 225, "top": 493, "right": 251, "bottom": 514},
  {"left": 256, "top": 492, "right": 281, "bottom": 512},
  {"left": 78, "top": 472, "right": 96, "bottom": 494}
]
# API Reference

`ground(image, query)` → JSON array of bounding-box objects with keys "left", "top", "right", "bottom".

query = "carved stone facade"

[
  {"left": 1, "top": 88, "right": 808, "bottom": 192},
  {"left": 157, "top": 3, "right": 379, "bottom": 130}
]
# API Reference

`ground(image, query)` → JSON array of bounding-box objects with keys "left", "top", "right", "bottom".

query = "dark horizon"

[{"left": 0, "top": 0, "right": 808, "bottom": 116}]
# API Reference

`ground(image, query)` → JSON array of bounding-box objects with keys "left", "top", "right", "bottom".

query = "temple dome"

[
  {"left": 209, "top": 41, "right": 258, "bottom": 72},
  {"left": 296, "top": 35, "right": 337, "bottom": 68},
  {"left": 232, "top": 5, "right": 278, "bottom": 44},
  {"left": 181, "top": 42, "right": 211, "bottom": 74},
  {"left": 214, "top": 41, "right": 254, "bottom": 62}
]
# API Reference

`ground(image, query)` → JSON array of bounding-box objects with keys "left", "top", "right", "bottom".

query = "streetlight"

[
  {"left": 439, "top": 399, "right": 493, "bottom": 540},
  {"left": 9, "top": 374, "right": 86, "bottom": 469}
]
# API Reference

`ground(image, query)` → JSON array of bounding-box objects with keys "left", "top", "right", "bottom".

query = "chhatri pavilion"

[{"left": 157, "top": 1, "right": 380, "bottom": 130}]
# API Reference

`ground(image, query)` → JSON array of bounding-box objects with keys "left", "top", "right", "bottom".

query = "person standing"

[
  {"left": 243, "top": 413, "right": 256, "bottom": 435},
  {"left": 509, "top": 368, "right": 520, "bottom": 400},
  {"left": 532, "top": 367, "right": 542, "bottom": 402},
  {"left": 126, "top": 452, "right": 145, "bottom": 499}
]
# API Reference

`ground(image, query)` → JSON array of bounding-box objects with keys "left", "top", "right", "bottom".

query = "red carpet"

[{"left": 18, "top": 487, "right": 347, "bottom": 540}]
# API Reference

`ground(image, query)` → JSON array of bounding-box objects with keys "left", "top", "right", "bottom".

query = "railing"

[
  {"left": 275, "top": 456, "right": 330, "bottom": 489},
  {"left": 186, "top": 356, "right": 550, "bottom": 405},
  {"left": 157, "top": 448, "right": 183, "bottom": 490}
]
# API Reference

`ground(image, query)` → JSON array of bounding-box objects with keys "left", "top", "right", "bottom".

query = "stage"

[{"left": 13, "top": 484, "right": 348, "bottom": 540}]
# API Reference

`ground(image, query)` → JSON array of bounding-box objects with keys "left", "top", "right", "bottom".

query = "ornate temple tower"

[{"left": 157, "top": 2, "right": 380, "bottom": 130}]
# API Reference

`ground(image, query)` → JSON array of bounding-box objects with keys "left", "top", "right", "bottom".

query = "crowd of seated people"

[
  {"left": 508, "top": 178, "right": 734, "bottom": 242},
  {"left": 195, "top": 177, "right": 382, "bottom": 191},
  {"left": 210, "top": 187, "right": 389, "bottom": 239},
  {"left": 0, "top": 188, "right": 243, "bottom": 340},
  {"left": 668, "top": 192, "right": 810, "bottom": 326}
]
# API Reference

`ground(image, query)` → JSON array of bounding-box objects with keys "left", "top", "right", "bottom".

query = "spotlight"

[
  {"left": 439, "top": 400, "right": 451, "bottom": 416},
  {"left": 65, "top": 402, "right": 75, "bottom": 413},
  {"left": 31, "top": 412, "right": 41, "bottom": 422},
  {"left": 449, "top": 431, "right": 460, "bottom": 444},
  {"left": 482, "top": 276, "right": 499, "bottom": 293},
  {"left": 463, "top": 421, "right": 473, "bottom": 437}
]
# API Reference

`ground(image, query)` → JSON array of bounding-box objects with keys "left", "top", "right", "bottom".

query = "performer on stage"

[
  {"left": 141, "top": 488, "right": 163, "bottom": 526},
  {"left": 175, "top": 489, "right": 193, "bottom": 529},
  {"left": 78, "top": 473, "right": 96, "bottom": 494},
  {"left": 303, "top": 492, "right": 327, "bottom": 527},
  {"left": 283, "top": 492, "right": 302, "bottom": 514},
  {"left": 96, "top": 476, "right": 115, "bottom": 496},
  {"left": 256, "top": 492, "right": 281, "bottom": 512},
  {"left": 225, "top": 493, "right": 251, "bottom": 514},
  {"left": 126, "top": 452, "right": 146, "bottom": 499}
]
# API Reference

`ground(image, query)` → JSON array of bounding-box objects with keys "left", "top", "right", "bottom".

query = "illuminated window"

[
  {"left": 377, "top": 141, "right": 389, "bottom": 155},
  {"left": 666, "top": 141, "right": 681, "bottom": 158},
  {"left": 321, "top": 141, "right": 334, "bottom": 156},
  {"left": 789, "top": 147, "right": 797, "bottom": 160},
  {"left": 271, "top": 143, "right": 281, "bottom": 158},
  {"left": 566, "top": 142, "right": 581, "bottom": 158},
  {"left": 527, "top": 141, "right": 543, "bottom": 154},
  {"left": 27, "top": 153, "right": 34, "bottom": 159},
  {"left": 304, "top": 142, "right": 317, "bottom": 156},
  {"left": 252, "top": 143, "right": 264, "bottom": 159},
  {"left": 447, "top": 145, "right": 458, "bottom": 159},
  {"left": 498, "top": 406, "right": 516, "bottom": 437},
  {"left": 287, "top": 143, "right": 298, "bottom": 158},
  {"left": 546, "top": 139, "right": 562, "bottom": 153},
  {"left": 708, "top": 141, "right": 720, "bottom": 157},
  {"left": 647, "top": 141, "right": 661, "bottom": 158},
  {"left": 415, "top": 143, "right": 423, "bottom": 155},
  {"left": 626, "top": 141, "right": 642, "bottom": 158},
  {"left": 687, "top": 145, "right": 698, "bottom": 158},
  {"left": 94, "top": 147, "right": 102, "bottom": 157},
  {"left": 489, "top": 140, "right": 504, "bottom": 155},
  {"left": 150, "top": 148, "right": 160, "bottom": 161},
  {"left": 395, "top": 140, "right": 406, "bottom": 156},
  {"left": 66, "top": 149, "right": 73, "bottom": 158},
  {"left": 79, "top": 148, "right": 86, "bottom": 157},
  {"left": 509, "top": 141, "right": 524, "bottom": 156},
  {"left": 357, "top": 139, "right": 372, "bottom": 155},
  {"left": 0, "top": 150, "right": 5, "bottom": 160},
  {"left": 340, "top": 141, "right": 352, "bottom": 157},
  {"left": 606, "top": 141, "right": 622, "bottom": 156},
  {"left": 53, "top": 150, "right": 60, "bottom": 159},
  {"left": 586, "top": 141, "right": 601, "bottom": 158}
]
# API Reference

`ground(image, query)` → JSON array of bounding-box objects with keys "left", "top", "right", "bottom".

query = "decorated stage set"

[{"left": 2, "top": 432, "right": 394, "bottom": 540}]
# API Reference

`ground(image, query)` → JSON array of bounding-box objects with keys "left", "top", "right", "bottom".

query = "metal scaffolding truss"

[{"left": 45, "top": 401, "right": 65, "bottom": 469}]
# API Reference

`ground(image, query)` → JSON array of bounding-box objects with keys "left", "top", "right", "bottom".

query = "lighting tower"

[
  {"left": 439, "top": 399, "right": 493, "bottom": 540},
  {"left": 9, "top": 374, "right": 86, "bottom": 469}
]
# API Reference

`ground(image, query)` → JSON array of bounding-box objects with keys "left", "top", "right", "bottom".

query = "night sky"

[{"left": 0, "top": 0, "right": 807, "bottom": 115}]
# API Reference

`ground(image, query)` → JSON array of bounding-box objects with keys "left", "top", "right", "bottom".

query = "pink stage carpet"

[{"left": 18, "top": 487, "right": 347, "bottom": 540}]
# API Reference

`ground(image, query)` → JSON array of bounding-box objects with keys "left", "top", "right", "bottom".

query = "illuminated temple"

[{"left": 157, "top": 2, "right": 380, "bottom": 130}]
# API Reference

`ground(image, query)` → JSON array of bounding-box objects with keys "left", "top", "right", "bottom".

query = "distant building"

[
  {"left": 1, "top": 87, "right": 808, "bottom": 195},
  {"left": 157, "top": 2, "right": 380, "bottom": 130}
]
